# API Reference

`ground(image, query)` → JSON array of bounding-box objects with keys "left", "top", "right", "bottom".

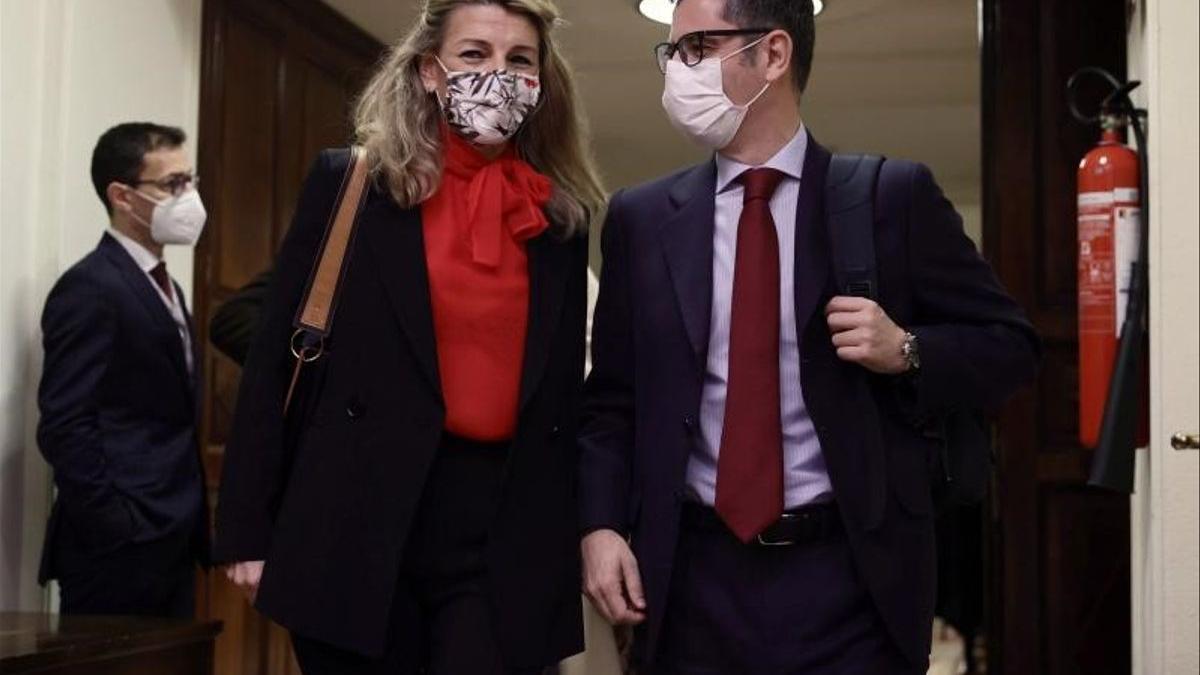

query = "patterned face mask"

[{"left": 435, "top": 56, "right": 542, "bottom": 146}]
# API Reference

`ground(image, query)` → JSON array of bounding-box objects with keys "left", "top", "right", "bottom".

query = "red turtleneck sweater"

[{"left": 421, "top": 130, "right": 552, "bottom": 441}]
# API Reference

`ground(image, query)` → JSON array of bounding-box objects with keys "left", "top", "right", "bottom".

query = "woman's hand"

[{"left": 224, "top": 560, "right": 266, "bottom": 604}]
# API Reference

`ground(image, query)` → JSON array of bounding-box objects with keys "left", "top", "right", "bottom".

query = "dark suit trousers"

[
  {"left": 55, "top": 529, "right": 196, "bottom": 619},
  {"left": 654, "top": 507, "right": 919, "bottom": 675},
  {"left": 291, "top": 434, "right": 542, "bottom": 675}
]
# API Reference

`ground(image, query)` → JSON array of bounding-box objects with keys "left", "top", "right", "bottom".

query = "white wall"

[
  {"left": 943, "top": 185, "right": 982, "bottom": 247},
  {"left": 0, "top": 0, "right": 202, "bottom": 611},
  {"left": 1128, "top": 0, "right": 1200, "bottom": 672}
]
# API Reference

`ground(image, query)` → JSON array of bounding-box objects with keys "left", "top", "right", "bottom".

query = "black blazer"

[
  {"left": 210, "top": 268, "right": 272, "bottom": 365},
  {"left": 578, "top": 135, "right": 1040, "bottom": 667},
  {"left": 213, "top": 149, "right": 588, "bottom": 666},
  {"left": 37, "top": 233, "right": 207, "bottom": 583}
]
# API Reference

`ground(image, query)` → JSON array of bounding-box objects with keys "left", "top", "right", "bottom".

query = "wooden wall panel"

[
  {"left": 193, "top": 2, "right": 383, "bottom": 674},
  {"left": 271, "top": 53, "right": 305, "bottom": 251},
  {"left": 207, "top": 356, "right": 240, "bottom": 448},
  {"left": 1038, "top": 340, "right": 1082, "bottom": 452},
  {"left": 215, "top": 14, "right": 281, "bottom": 292},
  {"left": 1041, "top": 488, "right": 1131, "bottom": 675},
  {"left": 981, "top": 0, "right": 1132, "bottom": 673},
  {"left": 301, "top": 62, "right": 354, "bottom": 170}
]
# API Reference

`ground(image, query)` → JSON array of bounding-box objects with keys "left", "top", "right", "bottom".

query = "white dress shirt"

[
  {"left": 107, "top": 228, "right": 194, "bottom": 374},
  {"left": 687, "top": 124, "right": 834, "bottom": 509}
]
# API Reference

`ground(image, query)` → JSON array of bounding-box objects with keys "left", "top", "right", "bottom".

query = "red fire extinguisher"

[{"left": 1076, "top": 115, "right": 1148, "bottom": 449}]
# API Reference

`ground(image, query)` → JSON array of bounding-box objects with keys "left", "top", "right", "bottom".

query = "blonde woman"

[{"left": 213, "top": 1, "right": 604, "bottom": 672}]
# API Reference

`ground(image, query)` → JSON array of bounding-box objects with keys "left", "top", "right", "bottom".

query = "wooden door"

[
  {"left": 981, "top": 0, "right": 1132, "bottom": 673},
  {"left": 192, "top": 1, "right": 382, "bottom": 673}
]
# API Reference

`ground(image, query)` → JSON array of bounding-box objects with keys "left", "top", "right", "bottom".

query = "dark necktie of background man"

[{"left": 150, "top": 262, "right": 173, "bottom": 300}]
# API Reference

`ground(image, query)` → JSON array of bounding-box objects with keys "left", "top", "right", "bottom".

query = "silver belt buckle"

[{"left": 755, "top": 512, "right": 799, "bottom": 547}]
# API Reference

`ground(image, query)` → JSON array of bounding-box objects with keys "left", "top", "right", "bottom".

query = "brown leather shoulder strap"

[
  {"left": 284, "top": 147, "right": 369, "bottom": 415},
  {"left": 295, "top": 146, "right": 369, "bottom": 335}
]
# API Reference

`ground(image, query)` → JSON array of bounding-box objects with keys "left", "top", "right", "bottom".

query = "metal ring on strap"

[{"left": 289, "top": 329, "right": 325, "bottom": 363}]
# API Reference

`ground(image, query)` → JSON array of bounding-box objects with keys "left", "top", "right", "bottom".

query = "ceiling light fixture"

[
  {"left": 637, "top": 0, "right": 825, "bottom": 25},
  {"left": 636, "top": 0, "right": 675, "bottom": 24}
]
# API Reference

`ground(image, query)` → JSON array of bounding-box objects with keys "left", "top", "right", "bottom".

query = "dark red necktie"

[
  {"left": 150, "top": 262, "right": 173, "bottom": 301},
  {"left": 715, "top": 168, "right": 786, "bottom": 543}
]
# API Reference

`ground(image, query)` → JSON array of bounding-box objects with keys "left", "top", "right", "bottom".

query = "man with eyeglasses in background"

[
  {"left": 36, "top": 122, "right": 209, "bottom": 618},
  {"left": 578, "top": 0, "right": 1039, "bottom": 672}
]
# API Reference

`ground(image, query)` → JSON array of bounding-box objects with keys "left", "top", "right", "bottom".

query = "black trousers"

[
  {"left": 292, "top": 434, "right": 542, "bottom": 675},
  {"left": 653, "top": 505, "right": 920, "bottom": 675},
  {"left": 55, "top": 529, "right": 196, "bottom": 619}
]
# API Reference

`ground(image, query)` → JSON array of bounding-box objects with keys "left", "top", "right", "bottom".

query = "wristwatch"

[{"left": 900, "top": 331, "right": 921, "bottom": 372}]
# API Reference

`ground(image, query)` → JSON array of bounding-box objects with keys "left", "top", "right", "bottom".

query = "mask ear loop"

[
  {"left": 126, "top": 184, "right": 171, "bottom": 209},
  {"left": 719, "top": 33, "right": 774, "bottom": 108},
  {"left": 720, "top": 33, "right": 771, "bottom": 63},
  {"left": 742, "top": 79, "right": 772, "bottom": 108},
  {"left": 121, "top": 185, "right": 159, "bottom": 229},
  {"left": 423, "top": 55, "right": 456, "bottom": 120}
]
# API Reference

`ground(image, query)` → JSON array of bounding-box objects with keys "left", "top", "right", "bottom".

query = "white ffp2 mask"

[
  {"left": 661, "top": 36, "right": 772, "bottom": 150},
  {"left": 131, "top": 189, "right": 207, "bottom": 246}
]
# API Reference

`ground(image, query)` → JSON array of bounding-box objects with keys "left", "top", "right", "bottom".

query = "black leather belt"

[{"left": 681, "top": 501, "right": 842, "bottom": 547}]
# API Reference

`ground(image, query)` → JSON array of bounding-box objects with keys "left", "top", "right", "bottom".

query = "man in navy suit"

[
  {"left": 37, "top": 122, "right": 209, "bottom": 618},
  {"left": 578, "top": 1, "right": 1040, "bottom": 672}
]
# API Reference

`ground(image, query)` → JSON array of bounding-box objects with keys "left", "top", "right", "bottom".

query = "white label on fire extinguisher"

[
  {"left": 1078, "top": 190, "right": 1139, "bottom": 337},
  {"left": 1078, "top": 192, "right": 1114, "bottom": 208},
  {"left": 1114, "top": 205, "right": 1140, "bottom": 335},
  {"left": 1113, "top": 187, "right": 1138, "bottom": 204}
]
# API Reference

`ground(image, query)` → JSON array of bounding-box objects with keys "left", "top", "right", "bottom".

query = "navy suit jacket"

[
  {"left": 578, "top": 135, "right": 1040, "bottom": 666},
  {"left": 37, "top": 233, "right": 207, "bottom": 583}
]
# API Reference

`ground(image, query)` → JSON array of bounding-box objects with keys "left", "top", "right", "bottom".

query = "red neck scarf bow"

[{"left": 438, "top": 128, "right": 552, "bottom": 268}]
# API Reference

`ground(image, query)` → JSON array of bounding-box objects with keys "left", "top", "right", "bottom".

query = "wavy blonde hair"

[{"left": 353, "top": 0, "right": 606, "bottom": 237}]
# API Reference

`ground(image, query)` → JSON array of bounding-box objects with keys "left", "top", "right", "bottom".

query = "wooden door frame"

[{"left": 981, "top": 0, "right": 1132, "bottom": 672}]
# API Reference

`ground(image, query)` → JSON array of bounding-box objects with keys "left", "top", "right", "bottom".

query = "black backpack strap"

[{"left": 825, "top": 154, "right": 884, "bottom": 299}]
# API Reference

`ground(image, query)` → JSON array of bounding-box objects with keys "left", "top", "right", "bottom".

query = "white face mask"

[
  {"left": 130, "top": 188, "right": 207, "bottom": 246},
  {"left": 661, "top": 35, "right": 772, "bottom": 150}
]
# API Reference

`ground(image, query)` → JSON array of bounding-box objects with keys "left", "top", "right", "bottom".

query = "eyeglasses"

[
  {"left": 653, "top": 28, "right": 772, "bottom": 75},
  {"left": 133, "top": 172, "right": 199, "bottom": 197}
]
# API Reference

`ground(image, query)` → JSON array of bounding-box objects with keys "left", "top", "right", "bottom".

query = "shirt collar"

[
  {"left": 107, "top": 227, "right": 162, "bottom": 273},
  {"left": 715, "top": 123, "right": 808, "bottom": 193}
]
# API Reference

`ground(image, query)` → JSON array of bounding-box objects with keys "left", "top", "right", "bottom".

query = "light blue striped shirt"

[{"left": 686, "top": 125, "right": 834, "bottom": 509}]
